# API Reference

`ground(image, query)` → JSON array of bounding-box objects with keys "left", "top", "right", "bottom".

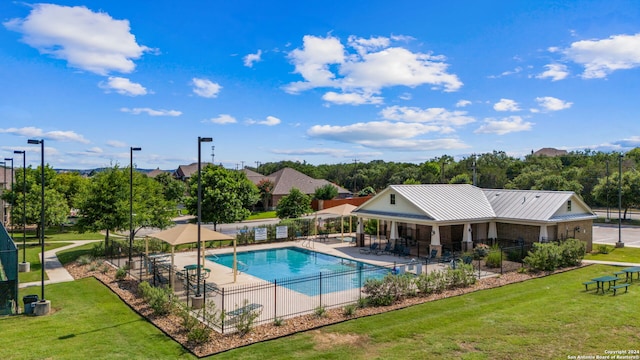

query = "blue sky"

[{"left": 1, "top": 1, "right": 640, "bottom": 170}]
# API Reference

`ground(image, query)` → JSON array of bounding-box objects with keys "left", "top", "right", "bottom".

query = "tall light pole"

[
  {"left": 128, "top": 147, "right": 141, "bottom": 268},
  {"left": 28, "top": 139, "right": 46, "bottom": 302},
  {"left": 196, "top": 136, "right": 212, "bottom": 300},
  {"left": 616, "top": 153, "right": 624, "bottom": 248},
  {"left": 14, "top": 150, "right": 27, "bottom": 268},
  {"left": 1, "top": 161, "right": 5, "bottom": 227},
  {"left": 4, "top": 158, "right": 14, "bottom": 239}
]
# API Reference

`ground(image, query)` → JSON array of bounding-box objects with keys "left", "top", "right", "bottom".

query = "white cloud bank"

[
  {"left": 120, "top": 107, "right": 182, "bottom": 116},
  {"left": 474, "top": 116, "right": 533, "bottom": 135},
  {"left": 4, "top": 3, "right": 150, "bottom": 75},
  {"left": 191, "top": 78, "right": 222, "bottom": 98},
  {"left": 285, "top": 34, "right": 462, "bottom": 105},
  {"left": 0, "top": 126, "right": 90, "bottom": 143}
]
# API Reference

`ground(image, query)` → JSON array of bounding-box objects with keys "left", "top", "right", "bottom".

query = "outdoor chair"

[
  {"left": 377, "top": 242, "right": 392, "bottom": 255},
  {"left": 359, "top": 242, "right": 379, "bottom": 254},
  {"left": 424, "top": 249, "right": 438, "bottom": 263}
]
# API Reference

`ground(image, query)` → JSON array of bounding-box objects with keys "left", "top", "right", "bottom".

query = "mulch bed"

[{"left": 65, "top": 261, "right": 582, "bottom": 357}]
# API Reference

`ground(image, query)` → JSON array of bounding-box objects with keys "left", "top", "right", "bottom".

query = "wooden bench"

[
  {"left": 611, "top": 283, "right": 630, "bottom": 296},
  {"left": 582, "top": 280, "right": 597, "bottom": 291}
]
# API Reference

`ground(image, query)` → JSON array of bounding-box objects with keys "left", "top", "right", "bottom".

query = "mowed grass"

[
  {"left": 212, "top": 265, "right": 640, "bottom": 360},
  {"left": 585, "top": 244, "right": 640, "bottom": 263},
  {"left": 5, "top": 265, "right": 639, "bottom": 359},
  {"left": 6, "top": 278, "right": 193, "bottom": 360}
]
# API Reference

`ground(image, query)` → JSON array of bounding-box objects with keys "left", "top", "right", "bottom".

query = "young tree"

[
  {"left": 76, "top": 166, "right": 128, "bottom": 247},
  {"left": 256, "top": 178, "right": 274, "bottom": 210},
  {"left": 313, "top": 183, "right": 338, "bottom": 200},
  {"left": 184, "top": 165, "right": 259, "bottom": 230},
  {"left": 153, "top": 172, "right": 186, "bottom": 203},
  {"left": 276, "top": 188, "right": 312, "bottom": 219}
]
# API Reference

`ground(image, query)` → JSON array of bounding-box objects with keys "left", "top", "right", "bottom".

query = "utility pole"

[
  {"left": 606, "top": 159, "right": 610, "bottom": 222},
  {"left": 255, "top": 161, "right": 261, "bottom": 172},
  {"left": 616, "top": 153, "right": 624, "bottom": 248},
  {"left": 211, "top": 146, "right": 215, "bottom": 164},
  {"left": 352, "top": 158, "right": 359, "bottom": 195},
  {"left": 241, "top": 161, "right": 245, "bottom": 170},
  {"left": 472, "top": 154, "right": 477, "bottom": 186}
]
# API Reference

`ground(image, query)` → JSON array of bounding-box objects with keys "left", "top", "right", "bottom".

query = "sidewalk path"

[
  {"left": 19, "top": 240, "right": 101, "bottom": 289},
  {"left": 582, "top": 259, "right": 640, "bottom": 267}
]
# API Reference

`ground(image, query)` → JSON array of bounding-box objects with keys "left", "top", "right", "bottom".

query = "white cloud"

[
  {"left": 0, "top": 126, "right": 90, "bottom": 143},
  {"left": 120, "top": 107, "right": 182, "bottom": 116},
  {"left": 271, "top": 147, "right": 351, "bottom": 157},
  {"left": 285, "top": 34, "right": 462, "bottom": 101},
  {"left": 380, "top": 106, "right": 475, "bottom": 127},
  {"left": 3, "top": 3, "right": 150, "bottom": 75},
  {"left": 474, "top": 116, "right": 533, "bottom": 135},
  {"left": 246, "top": 116, "right": 281, "bottom": 126},
  {"left": 322, "top": 91, "right": 383, "bottom": 105},
  {"left": 191, "top": 78, "right": 222, "bottom": 98},
  {"left": 243, "top": 50, "right": 262, "bottom": 67},
  {"left": 106, "top": 140, "right": 126, "bottom": 148},
  {"left": 537, "top": 64, "right": 569, "bottom": 81},
  {"left": 308, "top": 121, "right": 442, "bottom": 142},
  {"left": 456, "top": 100, "right": 471, "bottom": 107},
  {"left": 100, "top": 77, "right": 147, "bottom": 96},
  {"left": 399, "top": 93, "right": 412, "bottom": 100},
  {"left": 535, "top": 96, "right": 572, "bottom": 111},
  {"left": 562, "top": 33, "right": 640, "bottom": 79},
  {"left": 205, "top": 114, "right": 237, "bottom": 124},
  {"left": 493, "top": 98, "right": 521, "bottom": 112},
  {"left": 86, "top": 147, "right": 103, "bottom": 153}
]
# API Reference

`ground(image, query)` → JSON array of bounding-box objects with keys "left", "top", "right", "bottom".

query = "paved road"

[
  {"left": 593, "top": 209, "right": 640, "bottom": 221},
  {"left": 593, "top": 224, "right": 640, "bottom": 248}
]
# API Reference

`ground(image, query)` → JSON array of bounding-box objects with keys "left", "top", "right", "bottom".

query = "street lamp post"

[
  {"left": 28, "top": 138, "right": 50, "bottom": 314},
  {"left": 4, "top": 158, "right": 14, "bottom": 239},
  {"left": 14, "top": 150, "right": 28, "bottom": 271},
  {"left": 128, "top": 147, "right": 141, "bottom": 269},
  {"left": 195, "top": 137, "right": 212, "bottom": 305},
  {"left": 1, "top": 161, "right": 5, "bottom": 226},
  {"left": 616, "top": 153, "right": 624, "bottom": 248}
]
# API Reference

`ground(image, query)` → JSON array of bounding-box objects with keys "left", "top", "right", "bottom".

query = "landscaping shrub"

[
  {"left": 559, "top": 238, "right": 586, "bottom": 267},
  {"left": 363, "top": 274, "right": 417, "bottom": 307},
  {"left": 524, "top": 243, "right": 562, "bottom": 272},
  {"left": 485, "top": 248, "right": 502, "bottom": 268},
  {"left": 342, "top": 304, "right": 357, "bottom": 317},
  {"left": 314, "top": 305, "right": 327, "bottom": 318},
  {"left": 233, "top": 300, "right": 262, "bottom": 336},
  {"left": 273, "top": 317, "right": 284, "bottom": 326},
  {"left": 77, "top": 255, "right": 93, "bottom": 265},
  {"left": 115, "top": 267, "right": 127, "bottom": 281},
  {"left": 472, "top": 243, "right": 490, "bottom": 259},
  {"left": 597, "top": 244, "right": 610, "bottom": 254},
  {"left": 187, "top": 326, "right": 211, "bottom": 345},
  {"left": 137, "top": 281, "right": 174, "bottom": 316}
]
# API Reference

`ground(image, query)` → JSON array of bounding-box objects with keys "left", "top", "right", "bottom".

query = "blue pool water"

[{"left": 207, "top": 247, "right": 389, "bottom": 296}]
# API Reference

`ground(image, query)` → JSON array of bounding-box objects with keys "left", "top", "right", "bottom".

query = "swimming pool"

[{"left": 207, "top": 247, "right": 389, "bottom": 296}]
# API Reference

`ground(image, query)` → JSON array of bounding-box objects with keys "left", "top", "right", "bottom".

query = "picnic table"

[
  {"left": 621, "top": 266, "right": 640, "bottom": 283},
  {"left": 184, "top": 264, "right": 211, "bottom": 279},
  {"left": 591, "top": 275, "right": 619, "bottom": 294}
]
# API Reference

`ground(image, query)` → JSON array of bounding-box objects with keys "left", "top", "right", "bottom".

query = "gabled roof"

[
  {"left": 173, "top": 162, "right": 213, "bottom": 179},
  {"left": 354, "top": 184, "right": 595, "bottom": 224},
  {"left": 483, "top": 189, "right": 579, "bottom": 221},
  {"left": 241, "top": 168, "right": 271, "bottom": 185},
  {"left": 269, "top": 168, "right": 349, "bottom": 196},
  {"left": 389, "top": 184, "right": 495, "bottom": 221}
]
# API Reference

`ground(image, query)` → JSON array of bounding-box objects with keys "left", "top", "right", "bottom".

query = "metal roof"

[
  {"left": 354, "top": 185, "right": 595, "bottom": 224},
  {"left": 390, "top": 184, "right": 496, "bottom": 221},
  {"left": 483, "top": 188, "right": 574, "bottom": 221}
]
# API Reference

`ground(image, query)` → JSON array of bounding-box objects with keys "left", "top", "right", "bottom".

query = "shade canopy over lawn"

[
  {"left": 148, "top": 223, "right": 234, "bottom": 246},
  {"left": 313, "top": 204, "right": 357, "bottom": 240}
]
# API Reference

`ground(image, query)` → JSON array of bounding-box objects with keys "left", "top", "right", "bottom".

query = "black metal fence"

[{"left": 0, "top": 223, "right": 18, "bottom": 315}]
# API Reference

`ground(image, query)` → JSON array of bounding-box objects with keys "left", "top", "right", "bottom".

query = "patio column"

[
  {"left": 356, "top": 217, "right": 364, "bottom": 247},
  {"left": 488, "top": 221, "right": 497, "bottom": 242},
  {"left": 539, "top": 225, "right": 548, "bottom": 242},
  {"left": 430, "top": 225, "right": 442, "bottom": 256},
  {"left": 463, "top": 223, "right": 473, "bottom": 252},
  {"left": 389, "top": 220, "right": 398, "bottom": 242}
]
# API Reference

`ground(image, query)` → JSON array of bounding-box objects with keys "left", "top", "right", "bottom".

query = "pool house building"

[{"left": 353, "top": 184, "right": 597, "bottom": 257}]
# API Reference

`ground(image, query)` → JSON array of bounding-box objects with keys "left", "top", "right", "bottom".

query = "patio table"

[
  {"left": 184, "top": 264, "right": 211, "bottom": 279},
  {"left": 621, "top": 266, "right": 640, "bottom": 283},
  {"left": 591, "top": 275, "right": 619, "bottom": 294}
]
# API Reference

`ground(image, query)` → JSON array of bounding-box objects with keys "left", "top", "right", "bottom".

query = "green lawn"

[
  {"left": 6, "top": 265, "right": 638, "bottom": 359},
  {"left": 247, "top": 211, "right": 277, "bottom": 220},
  {"left": 213, "top": 265, "right": 640, "bottom": 360},
  {"left": 5, "top": 278, "right": 193, "bottom": 360},
  {"left": 17, "top": 242, "right": 71, "bottom": 283},
  {"left": 585, "top": 244, "right": 640, "bottom": 263}
]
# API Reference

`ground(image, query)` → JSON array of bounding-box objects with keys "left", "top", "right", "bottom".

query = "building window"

[
  {"left": 567, "top": 200, "right": 572, "bottom": 212},
  {"left": 390, "top": 194, "right": 396, "bottom": 205}
]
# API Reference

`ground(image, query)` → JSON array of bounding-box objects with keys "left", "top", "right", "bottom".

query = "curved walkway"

[{"left": 19, "top": 240, "right": 101, "bottom": 289}]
